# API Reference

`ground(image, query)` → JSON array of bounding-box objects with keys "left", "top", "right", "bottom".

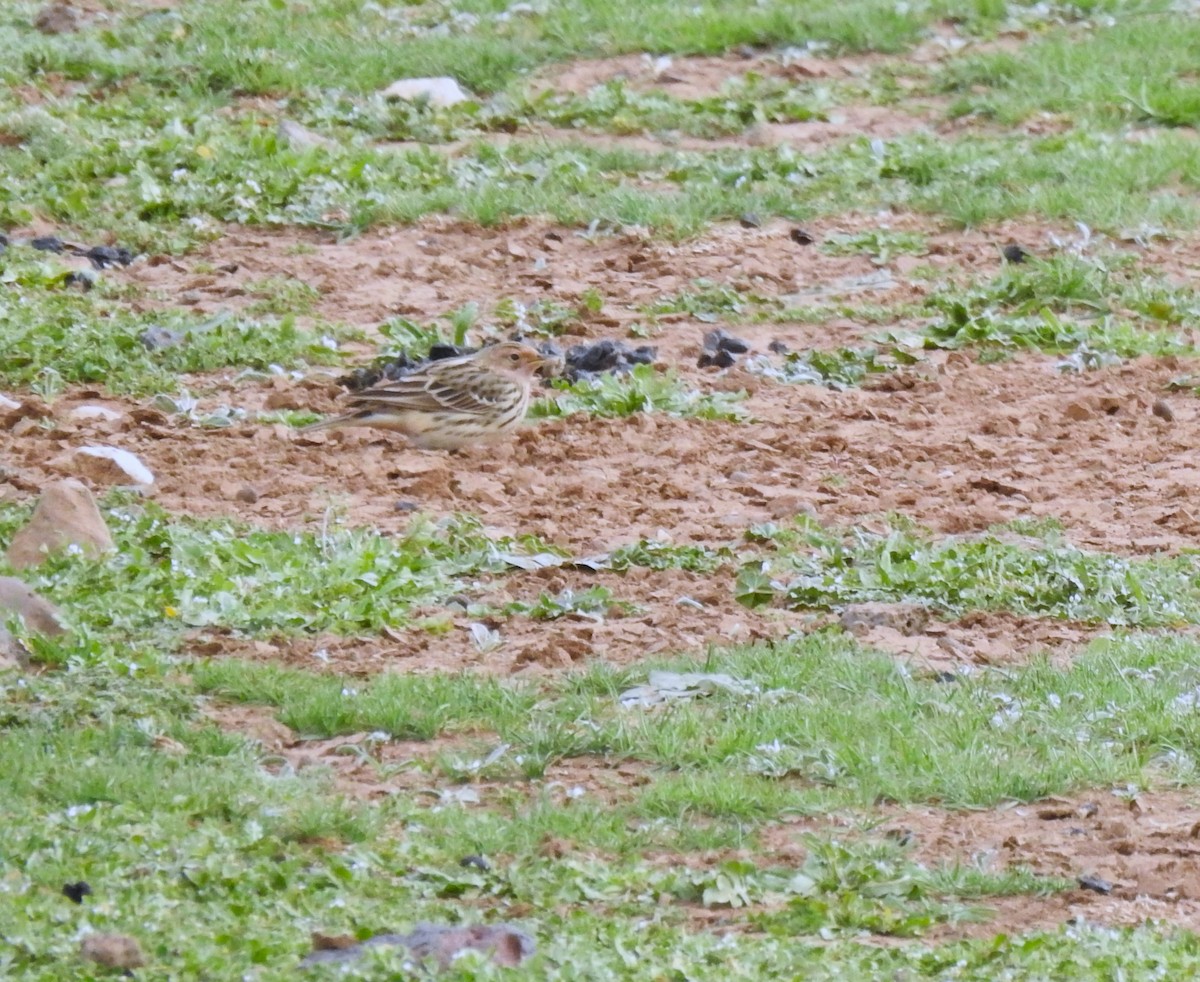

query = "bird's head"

[{"left": 477, "top": 341, "right": 558, "bottom": 380}]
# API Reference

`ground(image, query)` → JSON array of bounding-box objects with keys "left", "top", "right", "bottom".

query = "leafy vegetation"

[
  {"left": 0, "top": 501, "right": 565, "bottom": 664},
  {"left": 532, "top": 364, "right": 749, "bottom": 420},
  {"left": 738, "top": 516, "right": 1200, "bottom": 626},
  {"left": 0, "top": 250, "right": 348, "bottom": 395},
  {"left": 749, "top": 344, "right": 917, "bottom": 388},
  {"left": 197, "top": 630, "right": 1200, "bottom": 805}
]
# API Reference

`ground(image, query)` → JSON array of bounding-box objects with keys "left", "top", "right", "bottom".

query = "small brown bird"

[{"left": 304, "top": 341, "right": 553, "bottom": 450}]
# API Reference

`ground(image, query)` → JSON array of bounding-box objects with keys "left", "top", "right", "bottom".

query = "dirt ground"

[{"left": 7, "top": 49, "right": 1200, "bottom": 942}]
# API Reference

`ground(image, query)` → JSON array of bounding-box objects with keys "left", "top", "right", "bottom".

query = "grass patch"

[
  {"left": 737, "top": 516, "right": 1200, "bottom": 625},
  {"left": 748, "top": 344, "right": 918, "bottom": 388},
  {"left": 898, "top": 252, "right": 1200, "bottom": 363},
  {"left": 939, "top": 10, "right": 1200, "bottom": 128},
  {"left": 532, "top": 364, "right": 748, "bottom": 420},
  {"left": 194, "top": 630, "right": 1200, "bottom": 808},
  {"left": 0, "top": 251, "right": 348, "bottom": 396},
  {"left": 820, "top": 228, "right": 929, "bottom": 264},
  {"left": 0, "top": 501, "right": 563, "bottom": 665}
]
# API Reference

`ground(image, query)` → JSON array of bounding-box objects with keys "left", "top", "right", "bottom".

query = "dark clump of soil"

[{"left": 550, "top": 338, "right": 656, "bottom": 382}]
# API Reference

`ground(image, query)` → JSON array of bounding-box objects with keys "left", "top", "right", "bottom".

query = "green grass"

[
  {"left": 749, "top": 344, "right": 917, "bottom": 388},
  {"left": 939, "top": 11, "right": 1200, "bottom": 128},
  {"left": 194, "top": 631, "right": 1200, "bottom": 807},
  {"left": 5, "top": 632, "right": 1200, "bottom": 977},
  {"left": 0, "top": 250, "right": 350, "bottom": 396},
  {"left": 0, "top": 660, "right": 1086, "bottom": 981},
  {"left": 0, "top": 501, "right": 567, "bottom": 664},
  {"left": 739, "top": 516, "right": 1200, "bottom": 625},
  {"left": 0, "top": 0, "right": 1008, "bottom": 100},
  {"left": 532, "top": 364, "right": 749, "bottom": 420}
]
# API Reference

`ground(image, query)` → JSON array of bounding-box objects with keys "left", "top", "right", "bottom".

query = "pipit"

[{"left": 304, "top": 341, "right": 553, "bottom": 449}]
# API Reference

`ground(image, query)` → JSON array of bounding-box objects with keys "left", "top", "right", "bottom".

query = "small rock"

[
  {"left": 5, "top": 479, "right": 115, "bottom": 569},
  {"left": 301, "top": 923, "right": 533, "bottom": 969},
  {"left": 1063, "top": 401, "right": 1093, "bottom": 422},
  {"left": 381, "top": 76, "right": 472, "bottom": 107},
  {"left": 738, "top": 213, "right": 762, "bottom": 229},
  {"left": 63, "top": 270, "right": 94, "bottom": 292},
  {"left": 1037, "top": 805, "right": 1075, "bottom": 821},
  {"left": 69, "top": 405, "right": 125, "bottom": 423},
  {"left": 61, "top": 881, "right": 92, "bottom": 904},
  {"left": 0, "top": 577, "right": 66, "bottom": 636},
  {"left": 1077, "top": 874, "right": 1113, "bottom": 895},
  {"left": 84, "top": 245, "right": 134, "bottom": 269},
  {"left": 30, "top": 235, "right": 64, "bottom": 253},
  {"left": 459, "top": 854, "right": 490, "bottom": 870},
  {"left": 264, "top": 389, "right": 306, "bottom": 411},
  {"left": 235, "top": 485, "right": 258, "bottom": 504},
  {"left": 767, "top": 339, "right": 790, "bottom": 355},
  {"left": 789, "top": 227, "right": 814, "bottom": 246},
  {"left": 697, "top": 349, "right": 737, "bottom": 369},
  {"left": 702, "top": 328, "right": 750, "bottom": 355},
  {"left": 1002, "top": 243, "right": 1029, "bottom": 264},
  {"left": 311, "top": 932, "right": 358, "bottom": 951},
  {"left": 277, "top": 119, "right": 336, "bottom": 151},
  {"left": 1152, "top": 398, "right": 1175, "bottom": 422},
  {"left": 138, "top": 326, "right": 186, "bottom": 351},
  {"left": 34, "top": 2, "right": 78, "bottom": 34},
  {"left": 560, "top": 339, "right": 655, "bottom": 381},
  {"left": 0, "top": 394, "right": 20, "bottom": 411},
  {"left": 62, "top": 446, "right": 155, "bottom": 488},
  {"left": 80, "top": 933, "right": 146, "bottom": 971},
  {"left": 840, "top": 602, "right": 931, "bottom": 636}
]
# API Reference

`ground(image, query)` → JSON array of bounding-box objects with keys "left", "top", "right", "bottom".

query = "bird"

[{"left": 303, "top": 341, "right": 554, "bottom": 450}]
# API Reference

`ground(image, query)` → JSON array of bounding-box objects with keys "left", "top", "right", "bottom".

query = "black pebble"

[
  {"left": 767, "top": 339, "right": 790, "bottom": 355},
  {"left": 699, "top": 349, "right": 737, "bottom": 369},
  {"left": 85, "top": 245, "right": 134, "bottom": 269},
  {"left": 394, "top": 500, "right": 418, "bottom": 512},
  {"left": 63, "top": 271, "right": 94, "bottom": 292},
  {"left": 789, "top": 227, "right": 814, "bottom": 246},
  {"left": 62, "top": 882, "right": 92, "bottom": 904},
  {"left": 459, "top": 855, "right": 490, "bottom": 871},
  {"left": 30, "top": 236, "right": 64, "bottom": 253},
  {"left": 738, "top": 213, "right": 762, "bottom": 229},
  {"left": 562, "top": 339, "right": 655, "bottom": 380},
  {"left": 702, "top": 328, "right": 750, "bottom": 355},
  {"left": 1077, "top": 874, "right": 1112, "bottom": 895},
  {"left": 1002, "top": 244, "right": 1028, "bottom": 264}
]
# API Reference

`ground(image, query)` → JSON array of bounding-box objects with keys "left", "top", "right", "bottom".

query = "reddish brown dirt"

[
  {"left": 6, "top": 218, "right": 1200, "bottom": 680},
  {"left": 763, "top": 791, "right": 1200, "bottom": 936}
]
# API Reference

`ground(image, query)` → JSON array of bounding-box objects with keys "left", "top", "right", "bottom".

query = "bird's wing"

[{"left": 347, "top": 369, "right": 516, "bottom": 417}]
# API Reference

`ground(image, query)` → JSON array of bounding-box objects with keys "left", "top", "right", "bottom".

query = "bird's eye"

[{"left": 509, "top": 352, "right": 521, "bottom": 362}]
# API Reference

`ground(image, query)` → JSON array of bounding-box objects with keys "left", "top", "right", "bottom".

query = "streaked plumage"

[{"left": 304, "top": 341, "right": 551, "bottom": 449}]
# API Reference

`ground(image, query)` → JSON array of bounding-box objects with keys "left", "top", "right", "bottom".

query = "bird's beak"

[{"left": 537, "top": 353, "right": 566, "bottom": 376}]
